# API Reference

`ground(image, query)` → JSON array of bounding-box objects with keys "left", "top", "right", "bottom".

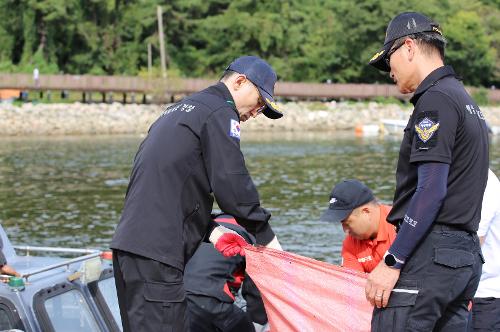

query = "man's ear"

[
  {"left": 405, "top": 38, "right": 416, "bottom": 62},
  {"left": 231, "top": 74, "right": 247, "bottom": 91},
  {"left": 360, "top": 206, "right": 370, "bottom": 215}
]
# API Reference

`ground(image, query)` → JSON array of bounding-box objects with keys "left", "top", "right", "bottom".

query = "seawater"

[{"left": 1, "top": 132, "right": 499, "bottom": 265}]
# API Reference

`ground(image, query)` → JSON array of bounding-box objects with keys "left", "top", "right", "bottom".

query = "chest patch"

[
  {"left": 229, "top": 119, "right": 241, "bottom": 140},
  {"left": 414, "top": 111, "right": 439, "bottom": 150},
  {"left": 357, "top": 255, "right": 373, "bottom": 263}
]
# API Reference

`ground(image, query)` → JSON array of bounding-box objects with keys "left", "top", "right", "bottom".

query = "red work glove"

[{"left": 209, "top": 226, "right": 248, "bottom": 257}]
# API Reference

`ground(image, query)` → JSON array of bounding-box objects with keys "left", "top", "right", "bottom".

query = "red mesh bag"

[{"left": 245, "top": 246, "right": 372, "bottom": 332}]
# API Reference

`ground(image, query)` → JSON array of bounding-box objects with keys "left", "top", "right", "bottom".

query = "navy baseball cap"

[
  {"left": 369, "top": 12, "right": 443, "bottom": 72},
  {"left": 320, "top": 179, "right": 375, "bottom": 223},
  {"left": 226, "top": 56, "right": 283, "bottom": 119}
]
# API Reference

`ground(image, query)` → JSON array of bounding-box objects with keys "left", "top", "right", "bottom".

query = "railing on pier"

[{"left": 0, "top": 73, "right": 498, "bottom": 103}]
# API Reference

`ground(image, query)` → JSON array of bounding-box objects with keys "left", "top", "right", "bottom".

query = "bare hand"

[
  {"left": 1, "top": 264, "right": 20, "bottom": 278},
  {"left": 365, "top": 261, "right": 400, "bottom": 308}
]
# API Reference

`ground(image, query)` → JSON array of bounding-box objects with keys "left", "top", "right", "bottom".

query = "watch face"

[{"left": 385, "top": 254, "right": 396, "bottom": 266}]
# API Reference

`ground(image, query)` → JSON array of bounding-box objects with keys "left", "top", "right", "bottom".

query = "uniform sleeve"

[
  {"left": 0, "top": 237, "right": 6, "bottom": 266},
  {"left": 341, "top": 238, "right": 364, "bottom": 272},
  {"left": 389, "top": 162, "right": 449, "bottom": 262},
  {"left": 201, "top": 107, "right": 275, "bottom": 245},
  {"left": 410, "top": 91, "right": 460, "bottom": 164},
  {"left": 242, "top": 274, "right": 268, "bottom": 325}
]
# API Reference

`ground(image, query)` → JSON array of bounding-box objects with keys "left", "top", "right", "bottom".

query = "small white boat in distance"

[
  {"left": 380, "top": 119, "right": 408, "bottom": 135},
  {"left": 489, "top": 125, "right": 500, "bottom": 135},
  {"left": 354, "top": 124, "right": 380, "bottom": 136}
]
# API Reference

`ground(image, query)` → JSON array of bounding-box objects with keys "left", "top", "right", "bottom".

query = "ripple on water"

[
  {"left": 104, "top": 178, "right": 129, "bottom": 187},
  {"left": 0, "top": 133, "right": 499, "bottom": 264}
]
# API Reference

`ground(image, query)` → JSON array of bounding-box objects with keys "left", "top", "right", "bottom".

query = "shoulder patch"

[
  {"left": 414, "top": 111, "right": 439, "bottom": 150},
  {"left": 229, "top": 119, "right": 241, "bottom": 140}
]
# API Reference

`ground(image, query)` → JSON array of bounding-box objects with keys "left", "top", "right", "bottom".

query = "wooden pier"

[{"left": 0, "top": 73, "right": 498, "bottom": 103}]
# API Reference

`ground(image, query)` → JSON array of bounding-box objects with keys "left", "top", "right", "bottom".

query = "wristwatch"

[{"left": 384, "top": 251, "right": 405, "bottom": 269}]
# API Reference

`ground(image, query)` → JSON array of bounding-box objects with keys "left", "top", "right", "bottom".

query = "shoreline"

[{"left": 1, "top": 101, "right": 499, "bottom": 136}]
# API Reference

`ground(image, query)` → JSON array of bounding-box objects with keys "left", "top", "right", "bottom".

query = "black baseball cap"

[
  {"left": 226, "top": 56, "right": 283, "bottom": 119},
  {"left": 320, "top": 179, "right": 375, "bottom": 223},
  {"left": 368, "top": 12, "right": 443, "bottom": 72}
]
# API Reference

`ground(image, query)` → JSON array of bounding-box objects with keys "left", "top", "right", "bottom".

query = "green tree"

[
  {"left": 0, "top": 0, "right": 497, "bottom": 86},
  {"left": 444, "top": 10, "right": 496, "bottom": 86}
]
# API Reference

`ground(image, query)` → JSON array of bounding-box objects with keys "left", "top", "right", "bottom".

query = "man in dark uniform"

[
  {"left": 185, "top": 214, "right": 268, "bottom": 332},
  {"left": 110, "top": 56, "right": 283, "bottom": 332},
  {"left": 366, "top": 12, "right": 488, "bottom": 331}
]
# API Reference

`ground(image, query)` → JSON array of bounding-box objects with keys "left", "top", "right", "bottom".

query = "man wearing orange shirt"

[{"left": 320, "top": 179, "right": 396, "bottom": 273}]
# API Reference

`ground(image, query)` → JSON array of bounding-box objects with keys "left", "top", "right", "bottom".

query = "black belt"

[
  {"left": 432, "top": 223, "right": 475, "bottom": 234},
  {"left": 395, "top": 221, "right": 474, "bottom": 234}
]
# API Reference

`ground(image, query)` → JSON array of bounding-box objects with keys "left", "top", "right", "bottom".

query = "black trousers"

[
  {"left": 372, "top": 226, "right": 483, "bottom": 332},
  {"left": 187, "top": 294, "right": 255, "bottom": 332},
  {"left": 469, "top": 297, "right": 500, "bottom": 331},
  {"left": 112, "top": 249, "right": 188, "bottom": 332}
]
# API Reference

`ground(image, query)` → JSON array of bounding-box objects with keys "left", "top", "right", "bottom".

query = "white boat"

[
  {"left": 354, "top": 124, "right": 381, "bottom": 136},
  {"left": 0, "top": 226, "right": 121, "bottom": 331},
  {"left": 0, "top": 225, "right": 264, "bottom": 332},
  {"left": 490, "top": 125, "right": 500, "bottom": 135},
  {"left": 380, "top": 119, "right": 407, "bottom": 135}
]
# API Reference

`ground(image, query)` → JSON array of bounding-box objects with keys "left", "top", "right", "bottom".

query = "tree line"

[{"left": 0, "top": 0, "right": 498, "bottom": 87}]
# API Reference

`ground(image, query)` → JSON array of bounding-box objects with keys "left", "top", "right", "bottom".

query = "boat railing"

[{"left": 12, "top": 246, "right": 102, "bottom": 281}]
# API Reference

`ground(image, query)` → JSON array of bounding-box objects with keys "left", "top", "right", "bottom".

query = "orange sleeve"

[{"left": 341, "top": 238, "right": 364, "bottom": 272}]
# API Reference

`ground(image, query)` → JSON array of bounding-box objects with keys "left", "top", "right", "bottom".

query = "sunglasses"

[
  {"left": 256, "top": 96, "right": 266, "bottom": 114},
  {"left": 385, "top": 39, "right": 406, "bottom": 68},
  {"left": 249, "top": 79, "right": 266, "bottom": 114}
]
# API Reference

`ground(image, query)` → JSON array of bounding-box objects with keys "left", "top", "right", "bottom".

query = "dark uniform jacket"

[
  {"left": 111, "top": 83, "right": 275, "bottom": 270},
  {"left": 387, "top": 66, "right": 489, "bottom": 231},
  {"left": 0, "top": 237, "right": 6, "bottom": 266},
  {"left": 184, "top": 219, "right": 267, "bottom": 324}
]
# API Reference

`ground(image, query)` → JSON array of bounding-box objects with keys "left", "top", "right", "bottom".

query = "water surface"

[{"left": 1, "top": 132, "right": 498, "bottom": 264}]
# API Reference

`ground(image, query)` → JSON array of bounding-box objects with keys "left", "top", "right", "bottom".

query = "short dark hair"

[
  {"left": 220, "top": 70, "right": 238, "bottom": 82},
  {"left": 393, "top": 31, "right": 446, "bottom": 61}
]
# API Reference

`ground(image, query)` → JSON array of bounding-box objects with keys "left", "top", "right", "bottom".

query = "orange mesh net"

[{"left": 245, "top": 246, "right": 372, "bottom": 332}]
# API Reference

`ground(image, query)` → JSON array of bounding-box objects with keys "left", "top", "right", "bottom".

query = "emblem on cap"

[
  {"left": 370, "top": 50, "right": 385, "bottom": 62},
  {"left": 329, "top": 197, "right": 337, "bottom": 204},
  {"left": 415, "top": 117, "right": 439, "bottom": 143},
  {"left": 432, "top": 26, "right": 442, "bottom": 35},
  {"left": 406, "top": 18, "right": 417, "bottom": 30},
  {"left": 265, "top": 97, "right": 282, "bottom": 112}
]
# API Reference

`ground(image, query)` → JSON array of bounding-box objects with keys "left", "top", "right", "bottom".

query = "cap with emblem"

[
  {"left": 368, "top": 12, "right": 442, "bottom": 72},
  {"left": 226, "top": 56, "right": 283, "bottom": 119},
  {"left": 320, "top": 179, "right": 375, "bottom": 223}
]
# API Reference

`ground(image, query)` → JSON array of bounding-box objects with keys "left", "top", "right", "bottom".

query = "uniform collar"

[
  {"left": 209, "top": 82, "right": 239, "bottom": 116},
  {"left": 410, "top": 65, "right": 457, "bottom": 105}
]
